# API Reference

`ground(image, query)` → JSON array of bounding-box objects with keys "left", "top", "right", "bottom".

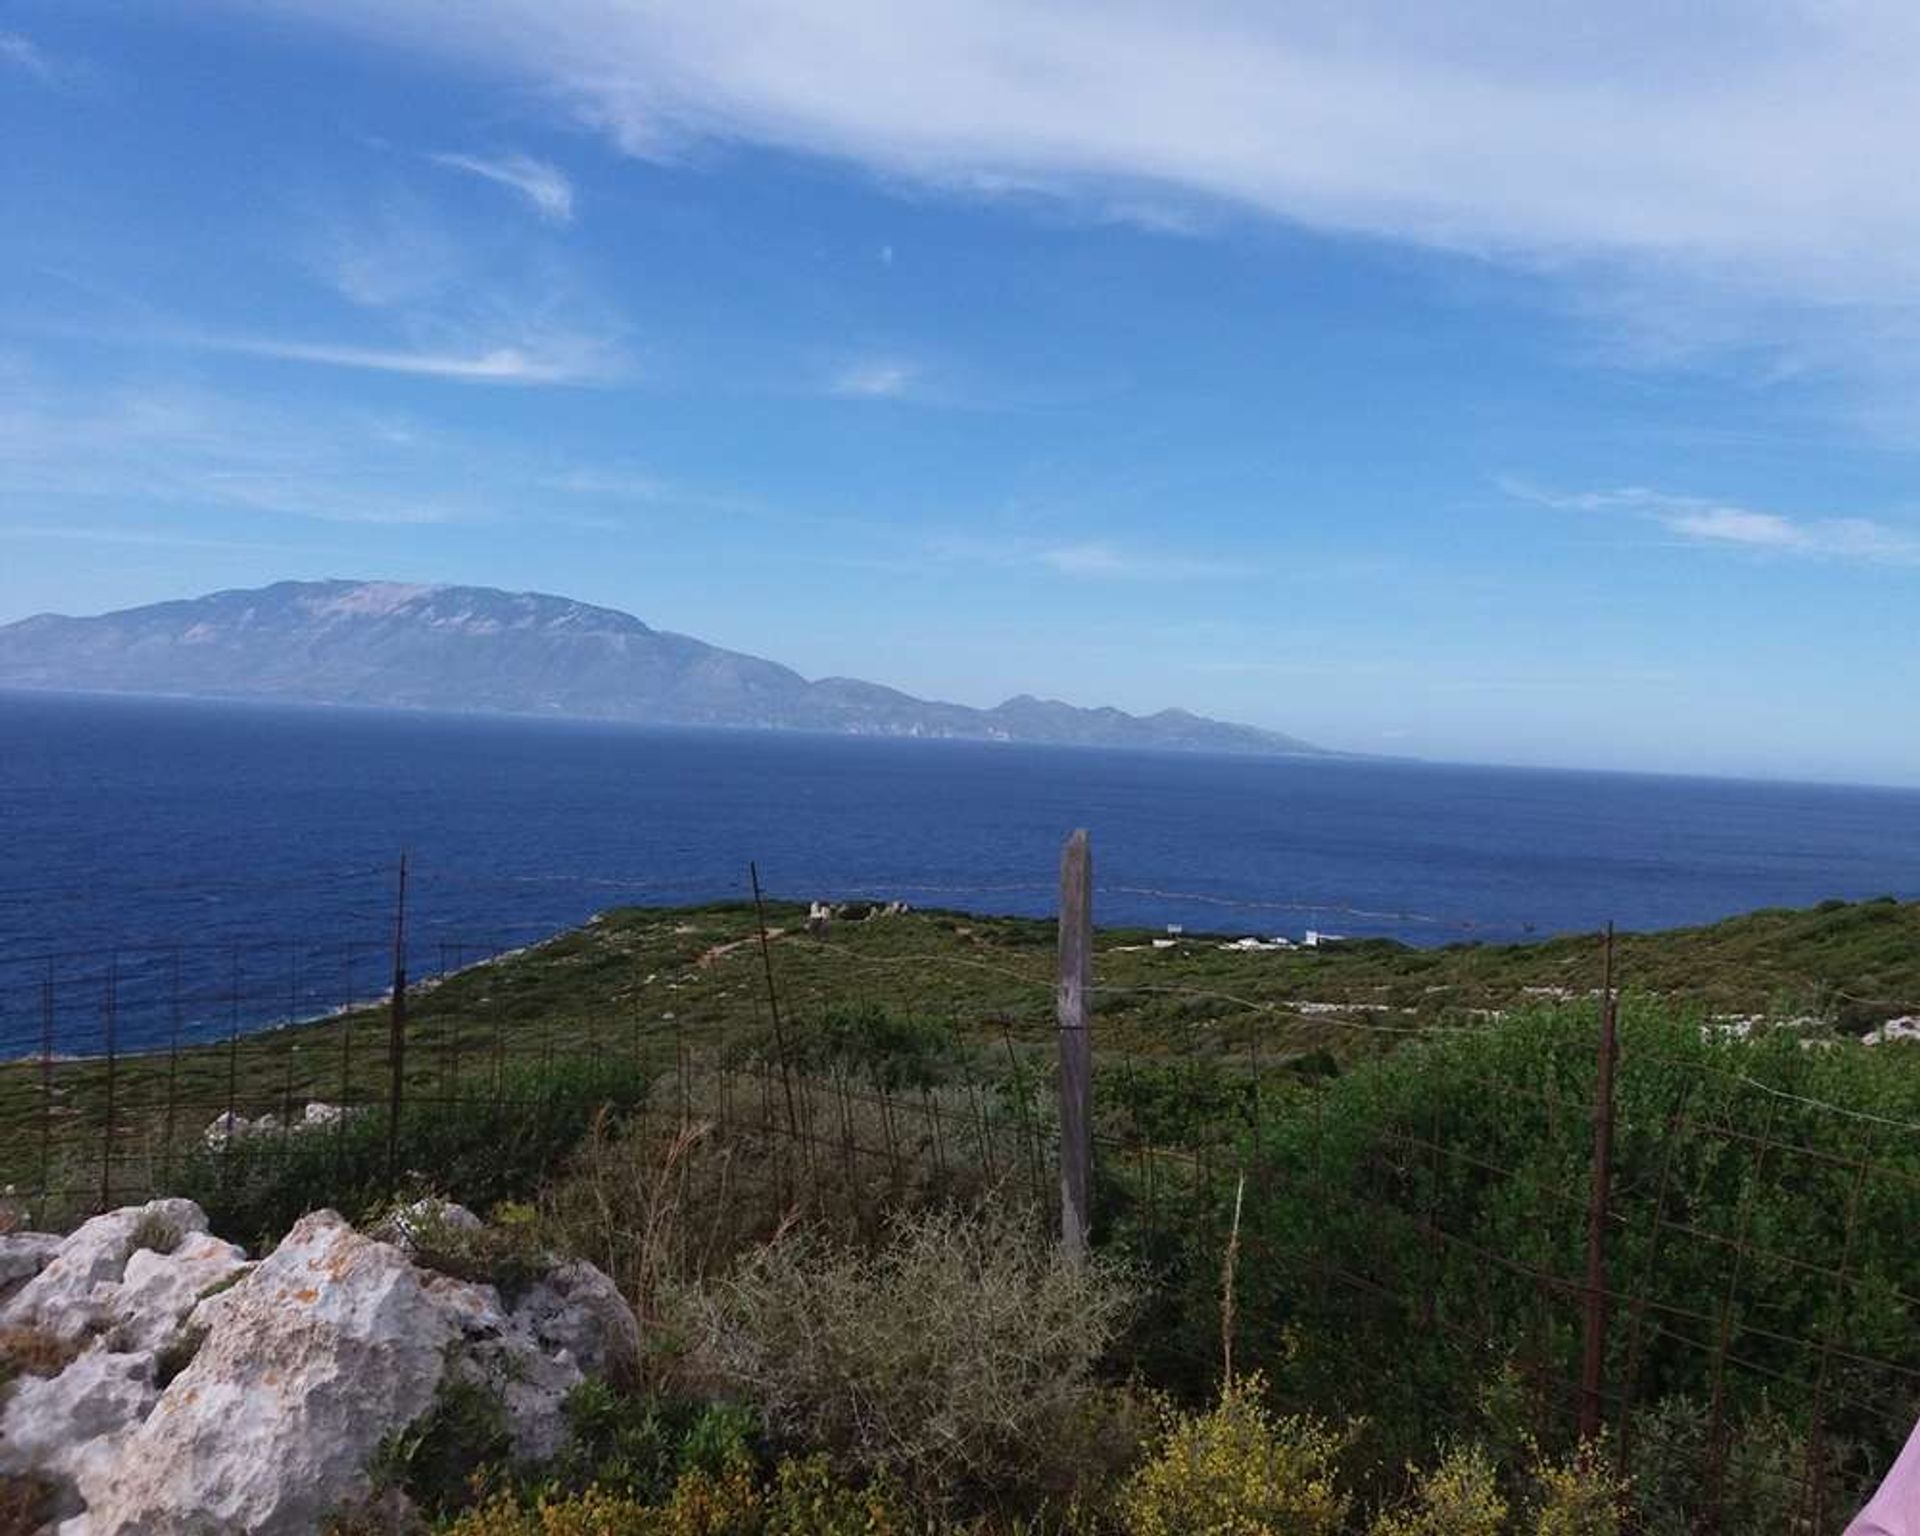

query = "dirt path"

[{"left": 698, "top": 929, "right": 786, "bottom": 968}]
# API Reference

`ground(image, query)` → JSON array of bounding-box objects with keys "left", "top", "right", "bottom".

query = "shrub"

[
  {"left": 1370, "top": 1447, "right": 1507, "bottom": 1536},
  {"left": 1146, "top": 1003, "right": 1920, "bottom": 1474},
  {"left": 1529, "top": 1443, "right": 1622, "bottom": 1536},
  {"left": 1622, "top": 1394, "right": 1865, "bottom": 1536},
  {"left": 375, "top": 1201, "right": 551, "bottom": 1306},
  {"left": 537, "top": 1076, "right": 1014, "bottom": 1314},
  {"left": 128, "top": 1211, "right": 184, "bottom": 1256},
  {"left": 541, "top": 1380, "right": 760, "bottom": 1504},
  {"left": 174, "top": 1058, "right": 652, "bottom": 1248},
  {"left": 1118, "top": 1374, "right": 1353, "bottom": 1536},
  {"left": 370, "top": 1375, "right": 515, "bottom": 1519},
  {"left": 0, "top": 1325, "right": 79, "bottom": 1393},
  {"left": 153, "top": 1324, "right": 206, "bottom": 1389},
  {"left": 435, "top": 1456, "right": 912, "bottom": 1536},
  {"left": 677, "top": 1205, "right": 1133, "bottom": 1510},
  {"left": 735, "top": 1005, "right": 966, "bottom": 1093},
  {"left": 0, "top": 1475, "right": 57, "bottom": 1536}
]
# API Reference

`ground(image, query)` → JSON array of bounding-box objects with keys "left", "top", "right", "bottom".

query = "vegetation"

[
  {"left": 0, "top": 1325, "right": 81, "bottom": 1396},
  {"left": 170, "top": 1057, "right": 651, "bottom": 1248},
  {"left": 11, "top": 894, "right": 1920, "bottom": 1530},
  {"left": 11, "top": 894, "right": 1920, "bottom": 1229},
  {"left": 670, "top": 1205, "right": 1136, "bottom": 1513}
]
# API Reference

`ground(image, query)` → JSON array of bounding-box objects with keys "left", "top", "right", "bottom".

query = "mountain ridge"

[{"left": 0, "top": 579, "right": 1322, "bottom": 756}]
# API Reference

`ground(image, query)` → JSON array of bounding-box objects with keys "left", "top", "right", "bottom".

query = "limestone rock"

[
  {"left": 0, "top": 1349, "right": 157, "bottom": 1518},
  {"left": 1, "top": 1199, "right": 209, "bottom": 1344},
  {"left": 3, "top": 1203, "right": 641, "bottom": 1536},
  {"left": 82, "top": 1210, "right": 457, "bottom": 1535},
  {"left": 369, "top": 1198, "right": 483, "bottom": 1256},
  {"left": 105, "top": 1232, "right": 249, "bottom": 1354},
  {"left": 513, "top": 1260, "right": 642, "bottom": 1381},
  {"left": 0, "top": 1229, "right": 61, "bottom": 1302}
]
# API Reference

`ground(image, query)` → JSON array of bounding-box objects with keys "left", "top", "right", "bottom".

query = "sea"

[{"left": 5, "top": 688, "right": 1920, "bottom": 1053}]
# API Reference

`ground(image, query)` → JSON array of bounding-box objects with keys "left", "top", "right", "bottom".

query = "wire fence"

[{"left": 4, "top": 851, "right": 1920, "bottom": 1533}]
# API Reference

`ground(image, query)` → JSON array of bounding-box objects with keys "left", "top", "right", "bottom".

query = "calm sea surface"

[{"left": 5, "top": 690, "right": 1920, "bottom": 1051}]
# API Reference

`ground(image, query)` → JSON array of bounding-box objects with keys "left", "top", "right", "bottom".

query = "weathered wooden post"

[{"left": 1057, "top": 829, "right": 1094, "bottom": 1261}]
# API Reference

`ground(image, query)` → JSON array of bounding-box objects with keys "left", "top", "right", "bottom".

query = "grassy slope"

[{"left": 4, "top": 895, "right": 1919, "bottom": 1202}]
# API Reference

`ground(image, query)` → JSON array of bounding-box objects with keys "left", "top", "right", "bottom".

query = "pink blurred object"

[{"left": 1849, "top": 1420, "right": 1920, "bottom": 1535}]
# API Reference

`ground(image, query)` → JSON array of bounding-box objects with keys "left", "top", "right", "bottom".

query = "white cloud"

[
  {"left": 429, "top": 152, "right": 576, "bottom": 224},
  {"left": 0, "top": 32, "right": 52, "bottom": 81},
  {"left": 234, "top": 4, "right": 1920, "bottom": 306},
  {"left": 829, "top": 358, "right": 918, "bottom": 399},
  {"left": 1507, "top": 479, "right": 1920, "bottom": 564}
]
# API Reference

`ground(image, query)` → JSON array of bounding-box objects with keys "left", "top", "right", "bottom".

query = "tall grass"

[{"left": 173, "top": 1057, "right": 653, "bottom": 1249}]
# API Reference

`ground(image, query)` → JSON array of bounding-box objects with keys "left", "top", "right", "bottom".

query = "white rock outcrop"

[
  {"left": 0, "top": 1200, "right": 640, "bottom": 1536},
  {"left": 0, "top": 1198, "right": 241, "bottom": 1348},
  {"left": 0, "top": 1230, "right": 63, "bottom": 1300}
]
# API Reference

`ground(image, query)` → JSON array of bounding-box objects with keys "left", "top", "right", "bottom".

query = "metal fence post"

[
  {"left": 1579, "top": 921, "right": 1619, "bottom": 1441},
  {"left": 1057, "top": 829, "right": 1094, "bottom": 1261},
  {"left": 386, "top": 853, "right": 409, "bottom": 1194},
  {"left": 99, "top": 957, "right": 118, "bottom": 1212}
]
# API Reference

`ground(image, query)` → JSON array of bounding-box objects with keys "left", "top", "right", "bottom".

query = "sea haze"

[{"left": 5, "top": 689, "right": 1920, "bottom": 1050}]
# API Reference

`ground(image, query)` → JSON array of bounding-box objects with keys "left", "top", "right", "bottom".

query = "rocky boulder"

[
  {"left": 0, "top": 1199, "right": 245, "bottom": 1350},
  {"left": 0, "top": 1200, "right": 640, "bottom": 1535}
]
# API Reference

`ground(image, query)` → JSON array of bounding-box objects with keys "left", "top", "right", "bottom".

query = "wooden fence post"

[{"left": 1057, "top": 829, "right": 1094, "bottom": 1261}]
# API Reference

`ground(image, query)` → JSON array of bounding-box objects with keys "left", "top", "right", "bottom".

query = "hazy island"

[{"left": 0, "top": 579, "right": 1321, "bottom": 757}]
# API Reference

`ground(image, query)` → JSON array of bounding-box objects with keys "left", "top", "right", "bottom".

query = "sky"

[{"left": 2, "top": 3, "right": 1919, "bottom": 785}]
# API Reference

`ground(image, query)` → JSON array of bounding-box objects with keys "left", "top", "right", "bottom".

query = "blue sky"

[{"left": 3, "top": 3, "right": 1919, "bottom": 785}]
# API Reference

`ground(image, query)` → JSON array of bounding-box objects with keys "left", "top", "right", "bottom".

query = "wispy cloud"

[
  {"left": 429, "top": 152, "right": 575, "bottom": 224},
  {"left": 183, "top": 331, "right": 615, "bottom": 384},
  {"left": 287, "top": 191, "right": 625, "bottom": 380},
  {"left": 0, "top": 523, "right": 283, "bottom": 552},
  {"left": 829, "top": 358, "right": 919, "bottom": 399},
  {"left": 0, "top": 376, "right": 494, "bottom": 526},
  {"left": 0, "top": 32, "right": 52, "bottom": 82},
  {"left": 244, "top": 0, "right": 1920, "bottom": 407},
  {"left": 928, "top": 532, "right": 1251, "bottom": 582},
  {"left": 1506, "top": 478, "right": 1920, "bottom": 564}
]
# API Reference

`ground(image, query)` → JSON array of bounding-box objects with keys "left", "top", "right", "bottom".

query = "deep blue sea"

[{"left": 5, "top": 689, "right": 1920, "bottom": 1053}]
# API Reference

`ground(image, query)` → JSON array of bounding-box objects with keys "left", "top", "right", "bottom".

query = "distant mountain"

[{"left": 0, "top": 580, "right": 1321, "bottom": 756}]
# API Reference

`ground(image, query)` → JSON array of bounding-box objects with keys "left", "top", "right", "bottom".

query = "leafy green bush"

[
  {"left": 1369, "top": 1447, "right": 1506, "bottom": 1536},
  {"left": 731, "top": 1004, "right": 965, "bottom": 1092},
  {"left": 435, "top": 1454, "right": 913, "bottom": 1536},
  {"left": 540, "top": 1381, "right": 761, "bottom": 1505},
  {"left": 1622, "top": 1393, "right": 1870, "bottom": 1536},
  {"left": 371, "top": 1375, "right": 515, "bottom": 1519},
  {"left": 1528, "top": 1443, "right": 1622, "bottom": 1536},
  {"left": 1118, "top": 1375, "right": 1352, "bottom": 1536},
  {"left": 1121, "top": 1004, "right": 1920, "bottom": 1477},
  {"left": 174, "top": 1058, "right": 652, "bottom": 1249},
  {"left": 675, "top": 1205, "right": 1135, "bottom": 1512}
]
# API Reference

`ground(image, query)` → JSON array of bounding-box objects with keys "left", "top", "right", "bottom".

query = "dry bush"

[
  {"left": 0, "top": 1474, "right": 57, "bottom": 1536},
  {"left": 0, "top": 1325, "right": 80, "bottom": 1388},
  {"left": 673, "top": 1203, "right": 1135, "bottom": 1512},
  {"left": 537, "top": 1071, "right": 1031, "bottom": 1316}
]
